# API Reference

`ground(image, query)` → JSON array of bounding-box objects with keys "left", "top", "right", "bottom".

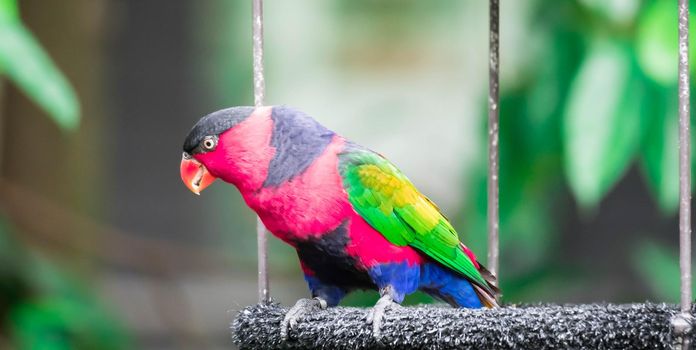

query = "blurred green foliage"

[
  {"left": 0, "top": 2, "right": 688, "bottom": 347},
  {"left": 0, "top": 0, "right": 79, "bottom": 130},
  {"left": 632, "top": 240, "right": 684, "bottom": 303},
  {"left": 0, "top": 219, "right": 130, "bottom": 349},
  {"left": 461, "top": 0, "right": 694, "bottom": 304},
  {"left": 0, "top": 1, "right": 128, "bottom": 349}
]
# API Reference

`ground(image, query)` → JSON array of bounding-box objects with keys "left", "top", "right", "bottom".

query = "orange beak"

[{"left": 180, "top": 153, "right": 217, "bottom": 195}]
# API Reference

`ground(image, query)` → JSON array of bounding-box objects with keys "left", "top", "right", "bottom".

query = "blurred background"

[{"left": 0, "top": 0, "right": 693, "bottom": 348}]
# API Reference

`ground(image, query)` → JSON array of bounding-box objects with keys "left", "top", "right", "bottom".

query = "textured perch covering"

[{"left": 232, "top": 302, "right": 693, "bottom": 349}]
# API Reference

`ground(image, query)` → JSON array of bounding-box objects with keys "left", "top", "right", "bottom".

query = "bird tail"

[
  {"left": 459, "top": 243, "right": 501, "bottom": 308},
  {"left": 474, "top": 263, "right": 501, "bottom": 308},
  {"left": 473, "top": 278, "right": 500, "bottom": 308}
]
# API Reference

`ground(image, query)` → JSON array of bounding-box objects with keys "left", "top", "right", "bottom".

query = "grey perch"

[{"left": 232, "top": 302, "right": 693, "bottom": 349}]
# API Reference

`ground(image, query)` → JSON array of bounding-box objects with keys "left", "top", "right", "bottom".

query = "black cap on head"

[{"left": 182, "top": 106, "right": 255, "bottom": 154}]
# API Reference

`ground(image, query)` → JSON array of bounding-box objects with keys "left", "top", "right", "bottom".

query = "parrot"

[{"left": 180, "top": 106, "right": 499, "bottom": 339}]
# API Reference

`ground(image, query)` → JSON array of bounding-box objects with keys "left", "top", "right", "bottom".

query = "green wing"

[{"left": 339, "top": 145, "right": 495, "bottom": 295}]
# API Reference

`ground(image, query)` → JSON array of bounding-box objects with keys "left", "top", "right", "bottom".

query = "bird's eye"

[{"left": 201, "top": 136, "right": 217, "bottom": 151}]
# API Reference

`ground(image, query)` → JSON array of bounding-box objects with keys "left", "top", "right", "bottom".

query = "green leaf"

[
  {"left": 641, "top": 90, "right": 680, "bottom": 213},
  {"left": 563, "top": 42, "right": 639, "bottom": 208},
  {"left": 636, "top": 0, "right": 696, "bottom": 85},
  {"left": 0, "top": 0, "right": 18, "bottom": 23},
  {"left": 578, "top": 0, "right": 640, "bottom": 24},
  {"left": 632, "top": 240, "right": 689, "bottom": 303},
  {"left": 639, "top": 79, "right": 696, "bottom": 213},
  {"left": 10, "top": 298, "right": 130, "bottom": 350},
  {"left": 0, "top": 21, "right": 80, "bottom": 130},
  {"left": 9, "top": 255, "right": 131, "bottom": 350}
]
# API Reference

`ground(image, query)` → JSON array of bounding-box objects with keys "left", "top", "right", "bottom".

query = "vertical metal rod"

[
  {"left": 252, "top": 0, "right": 269, "bottom": 304},
  {"left": 678, "top": 0, "right": 692, "bottom": 317},
  {"left": 487, "top": 0, "right": 500, "bottom": 281},
  {"left": 672, "top": 1, "right": 693, "bottom": 348}
]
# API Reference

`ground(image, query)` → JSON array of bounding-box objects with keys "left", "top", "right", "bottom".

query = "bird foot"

[
  {"left": 280, "top": 297, "right": 327, "bottom": 340},
  {"left": 365, "top": 294, "right": 400, "bottom": 340}
]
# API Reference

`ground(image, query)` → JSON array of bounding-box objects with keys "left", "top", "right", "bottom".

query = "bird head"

[{"left": 180, "top": 106, "right": 270, "bottom": 194}]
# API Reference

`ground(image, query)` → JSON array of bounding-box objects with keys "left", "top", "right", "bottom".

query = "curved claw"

[
  {"left": 365, "top": 294, "right": 399, "bottom": 340},
  {"left": 280, "top": 297, "right": 327, "bottom": 340}
]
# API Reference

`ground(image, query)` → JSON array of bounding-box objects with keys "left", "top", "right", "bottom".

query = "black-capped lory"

[{"left": 180, "top": 106, "right": 499, "bottom": 339}]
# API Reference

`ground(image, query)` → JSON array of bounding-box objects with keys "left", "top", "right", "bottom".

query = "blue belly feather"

[{"left": 303, "top": 262, "right": 483, "bottom": 308}]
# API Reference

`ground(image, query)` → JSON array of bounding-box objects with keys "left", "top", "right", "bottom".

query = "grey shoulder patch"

[
  {"left": 263, "top": 106, "right": 335, "bottom": 187},
  {"left": 183, "top": 106, "right": 254, "bottom": 153}
]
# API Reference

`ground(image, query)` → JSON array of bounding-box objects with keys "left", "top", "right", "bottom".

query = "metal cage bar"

[
  {"left": 487, "top": 0, "right": 500, "bottom": 281},
  {"left": 678, "top": 0, "right": 692, "bottom": 317},
  {"left": 671, "top": 1, "right": 693, "bottom": 349},
  {"left": 252, "top": 0, "right": 270, "bottom": 304}
]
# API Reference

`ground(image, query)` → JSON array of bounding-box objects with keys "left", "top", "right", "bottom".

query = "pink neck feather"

[{"left": 195, "top": 107, "right": 275, "bottom": 193}]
